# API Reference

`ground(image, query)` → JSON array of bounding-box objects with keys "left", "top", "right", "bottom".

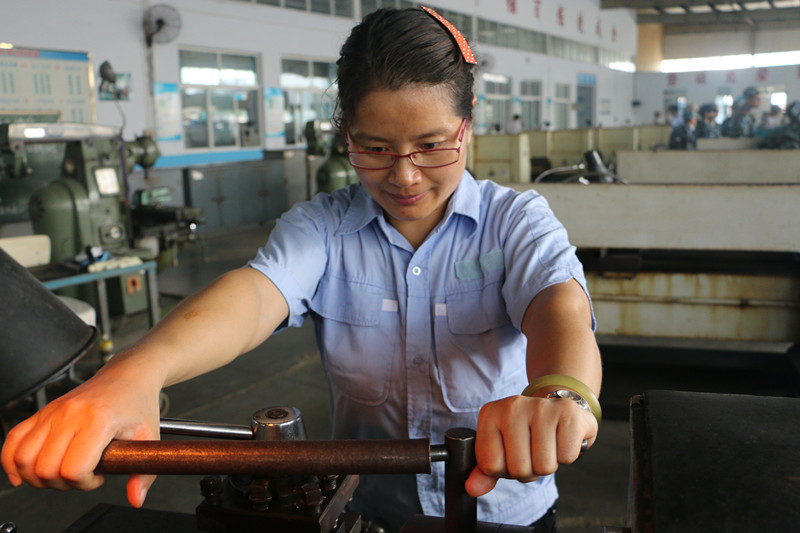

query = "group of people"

[{"left": 666, "top": 86, "right": 793, "bottom": 150}]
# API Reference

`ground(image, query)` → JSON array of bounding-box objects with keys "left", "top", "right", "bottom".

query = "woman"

[{"left": 2, "top": 7, "right": 601, "bottom": 532}]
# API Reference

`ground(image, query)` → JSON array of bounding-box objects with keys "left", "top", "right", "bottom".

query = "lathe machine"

[
  {"left": 0, "top": 122, "right": 203, "bottom": 314},
  {"left": 3, "top": 240, "right": 800, "bottom": 532}
]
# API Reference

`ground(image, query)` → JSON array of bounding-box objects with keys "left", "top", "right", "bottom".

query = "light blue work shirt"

[{"left": 248, "top": 171, "right": 593, "bottom": 531}]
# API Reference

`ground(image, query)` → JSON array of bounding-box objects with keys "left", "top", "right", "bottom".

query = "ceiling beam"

[
  {"left": 602, "top": 0, "right": 775, "bottom": 8},
  {"left": 637, "top": 7, "right": 800, "bottom": 25}
]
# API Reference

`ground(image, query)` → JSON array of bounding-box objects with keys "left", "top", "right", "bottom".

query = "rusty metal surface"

[
  {"left": 98, "top": 439, "right": 433, "bottom": 476},
  {"left": 588, "top": 271, "right": 800, "bottom": 343}
]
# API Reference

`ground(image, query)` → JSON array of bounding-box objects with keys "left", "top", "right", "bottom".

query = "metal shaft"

[
  {"left": 444, "top": 428, "right": 477, "bottom": 533},
  {"left": 98, "top": 438, "right": 433, "bottom": 476},
  {"left": 159, "top": 418, "right": 254, "bottom": 440}
]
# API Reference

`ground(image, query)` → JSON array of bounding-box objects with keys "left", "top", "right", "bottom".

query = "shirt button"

[
  {"left": 411, "top": 266, "right": 421, "bottom": 276},
  {"left": 412, "top": 357, "right": 423, "bottom": 366}
]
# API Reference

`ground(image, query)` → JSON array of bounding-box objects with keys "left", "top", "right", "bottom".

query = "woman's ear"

[{"left": 472, "top": 95, "right": 477, "bottom": 109}]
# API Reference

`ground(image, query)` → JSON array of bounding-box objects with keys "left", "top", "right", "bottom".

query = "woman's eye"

[
  {"left": 420, "top": 142, "right": 440, "bottom": 150},
  {"left": 367, "top": 146, "right": 389, "bottom": 153}
]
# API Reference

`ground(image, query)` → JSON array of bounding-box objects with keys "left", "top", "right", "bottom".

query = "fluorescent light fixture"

[
  {"left": 482, "top": 73, "right": 510, "bottom": 83},
  {"left": 753, "top": 50, "right": 800, "bottom": 67},
  {"left": 662, "top": 50, "right": 800, "bottom": 72},
  {"left": 610, "top": 61, "right": 636, "bottom": 72},
  {"left": 23, "top": 128, "right": 47, "bottom": 139}
]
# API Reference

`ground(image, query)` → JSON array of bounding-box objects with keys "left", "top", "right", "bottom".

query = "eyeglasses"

[{"left": 346, "top": 118, "right": 467, "bottom": 170}]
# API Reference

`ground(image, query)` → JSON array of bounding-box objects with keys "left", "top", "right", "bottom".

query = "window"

[
  {"left": 360, "top": 2, "right": 469, "bottom": 36},
  {"left": 483, "top": 73, "right": 512, "bottom": 132},
  {"left": 234, "top": 0, "right": 353, "bottom": 17},
  {"left": 476, "top": 17, "right": 632, "bottom": 71},
  {"left": 477, "top": 18, "right": 546, "bottom": 55},
  {"left": 281, "top": 59, "right": 337, "bottom": 145},
  {"left": 715, "top": 92, "right": 733, "bottom": 124},
  {"left": 554, "top": 82, "right": 571, "bottom": 130},
  {"left": 179, "top": 49, "right": 262, "bottom": 149},
  {"left": 520, "top": 80, "right": 542, "bottom": 130},
  {"left": 360, "top": 0, "right": 414, "bottom": 16}
]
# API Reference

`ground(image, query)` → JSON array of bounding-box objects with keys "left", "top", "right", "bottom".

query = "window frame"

[
  {"left": 280, "top": 57, "right": 338, "bottom": 146},
  {"left": 179, "top": 47, "right": 263, "bottom": 151}
]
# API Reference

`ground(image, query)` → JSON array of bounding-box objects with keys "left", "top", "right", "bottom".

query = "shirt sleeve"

[
  {"left": 500, "top": 190, "right": 595, "bottom": 332},
  {"left": 248, "top": 201, "right": 330, "bottom": 329}
]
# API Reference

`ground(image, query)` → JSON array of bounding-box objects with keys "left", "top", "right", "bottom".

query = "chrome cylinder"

[{"left": 251, "top": 406, "right": 307, "bottom": 441}]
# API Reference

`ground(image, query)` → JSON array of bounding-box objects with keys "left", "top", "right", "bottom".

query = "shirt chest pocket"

[
  {"left": 434, "top": 281, "right": 525, "bottom": 412},
  {"left": 310, "top": 276, "right": 397, "bottom": 405}
]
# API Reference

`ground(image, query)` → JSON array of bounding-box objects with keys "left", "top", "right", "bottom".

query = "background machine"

[{"left": 0, "top": 121, "right": 202, "bottom": 315}]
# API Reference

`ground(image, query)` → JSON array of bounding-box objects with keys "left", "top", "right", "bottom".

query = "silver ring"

[{"left": 580, "top": 439, "right": 589, "bottom": 454}]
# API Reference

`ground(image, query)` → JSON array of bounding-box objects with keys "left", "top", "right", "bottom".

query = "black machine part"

[
  {"left": 630, "top": 390, "right": 800, "bottom": 532},
  {"left": 0, "top": 246, "right": 97, "bottom": 406},
  {"left": 533, "top": 150, "right": 627, "bottom": 184}
]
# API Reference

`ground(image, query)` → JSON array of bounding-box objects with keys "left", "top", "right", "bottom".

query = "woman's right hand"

[
  {"left": 2, "top": 267, "right": 290, "bottom": 507},
  {"left": 1, "top": 355, "right": 163, "bottom": 507}
]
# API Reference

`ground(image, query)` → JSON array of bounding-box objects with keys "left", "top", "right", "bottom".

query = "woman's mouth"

[{"left": 388, "top": 191, "right": 427, "bottom": 206}]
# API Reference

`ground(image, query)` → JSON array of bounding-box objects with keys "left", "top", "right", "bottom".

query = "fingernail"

[
  {"left": 139, "top": 487, "right": 148, "bottom": 505},
  {"left": 8, "top": 473, "right": 22, "bottom": 487}
]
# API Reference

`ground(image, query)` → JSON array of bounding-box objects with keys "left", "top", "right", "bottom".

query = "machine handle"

[
  {"left": 97, "top": 438, "right": 436, "bottom": 476},
  {"left": 159, "top": 418, "right": 254, "bottom": 440}
]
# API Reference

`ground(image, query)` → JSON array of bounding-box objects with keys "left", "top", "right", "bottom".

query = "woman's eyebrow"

[{"left": 352, "top": 127, "right": 450, "bottom": 143}]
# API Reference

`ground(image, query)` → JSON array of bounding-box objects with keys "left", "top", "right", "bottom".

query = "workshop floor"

[{"left": 2, "top": 223, "right": 796, "bottom": 533}]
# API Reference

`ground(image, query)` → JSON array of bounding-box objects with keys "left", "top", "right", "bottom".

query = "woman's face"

[{"left": 347, "top": 84, "right": 471, "bottom": 247}]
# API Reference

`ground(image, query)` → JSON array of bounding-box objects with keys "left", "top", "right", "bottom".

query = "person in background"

[
  {"left": 505, "top": 114, "right": 523, "bottom": 134},
  {"left": 758, "top": 100, "right": 800, "bottom": 149},
  {"left": 695, "top": 103, "right": 720, "bottom": 139},
  {"left": 759, "top": 105, "right": 785, "bottom": 132},
  {"left": 2, "top": 7, "right": 601, "bottom": 533},
  {"left": 666, "top": 104, "right": 682, "bottom": 128},
  {"left": 669, "top": 109, "right": 698, "bottom": 150},
  {"left": 722, "top": 86, "right": 761, "bottom": 138},
  {"left": 653, "top": 110, "right": 664, "bottom": 125}
]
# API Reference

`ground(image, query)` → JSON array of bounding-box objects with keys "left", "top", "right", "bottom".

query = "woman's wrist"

[{"left": 521, "top": 374, "right": 602, "bottom": 425}]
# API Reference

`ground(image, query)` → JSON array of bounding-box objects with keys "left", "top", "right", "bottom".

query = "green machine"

[
  {"left": 315, "top": 131, "right": 358, "bottom": 194},
  {"left": 0, "top": 122, "right": 161, "bottom": 315}
]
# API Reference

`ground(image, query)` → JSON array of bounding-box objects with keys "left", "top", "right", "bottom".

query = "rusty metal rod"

[{"left": 98, "top": 438, "right": 435, "bottom": 476}]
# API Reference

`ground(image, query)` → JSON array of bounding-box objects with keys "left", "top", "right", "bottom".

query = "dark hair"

[
  {"left": 333, "top": 7, "right": 475, "bottom": 132},
  {"left": 699, "top": 103, "right": 718, "bottom": 116}
]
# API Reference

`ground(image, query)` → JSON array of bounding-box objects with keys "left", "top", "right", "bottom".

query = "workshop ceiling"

[{"left": 601, "top": 1, "right": 800, "bottom": 31}]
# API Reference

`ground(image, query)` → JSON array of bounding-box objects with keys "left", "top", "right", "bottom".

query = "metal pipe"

[
  {"left": 159, "top": 418, "right": 254, "bottom": 440},
  {"left": 591, "top": 293, "right": 800, "bottom": 309},
  {"left": 430, "top": 444, "right": 449, "bottom": 463},
  {"left": 97, "top": 438, "right": 433, "bottom": 476},
  {"left": 444, "top": 428, "right": 477, "bottom": 533}
]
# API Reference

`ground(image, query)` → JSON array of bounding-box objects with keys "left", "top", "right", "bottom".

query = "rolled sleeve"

[
  {"left": 248, "top": 203, "right": 329, "bottom": 329},
  {"left": 501, "top": 191, "right": 595, "bottom": 332}
]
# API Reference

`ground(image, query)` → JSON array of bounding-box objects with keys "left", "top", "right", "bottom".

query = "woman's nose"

[{"left": 389, "top": 156, "right": 421, "bottom": 187}]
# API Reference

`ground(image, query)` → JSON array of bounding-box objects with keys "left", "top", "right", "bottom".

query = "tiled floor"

[{"left": 2, "top": 223, "right": 796, "bottom": 533}]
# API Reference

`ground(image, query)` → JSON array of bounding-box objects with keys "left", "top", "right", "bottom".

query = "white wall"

[
  {"left": 665, "top": 27, "right": 800, "bottom": 59},
  {"left": 473, "top": 43, "right": 637, "bottom": 130}
]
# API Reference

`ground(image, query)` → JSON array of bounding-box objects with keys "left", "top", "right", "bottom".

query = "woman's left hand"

[{"left": 465, "top": 393, "right": 598, "bottom": 497}]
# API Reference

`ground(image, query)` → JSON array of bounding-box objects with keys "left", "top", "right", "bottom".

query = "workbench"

[{"left": 34, "top": 260, "right": 160, "bottom": 344}]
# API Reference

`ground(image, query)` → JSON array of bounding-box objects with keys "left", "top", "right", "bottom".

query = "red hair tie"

[{"left": 420, "top": 5, "right": 477, "bottom": 65}]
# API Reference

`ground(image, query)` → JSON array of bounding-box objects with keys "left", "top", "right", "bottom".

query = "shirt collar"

[
  {"left": 336, "top": 185, "right": 383, "bottom": 235},
  {"left": 447, "top": 170, "right": 480, "bottom": 227},
  {"left": 335, "top": 170, "right": 480, "bottom": 236}
]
